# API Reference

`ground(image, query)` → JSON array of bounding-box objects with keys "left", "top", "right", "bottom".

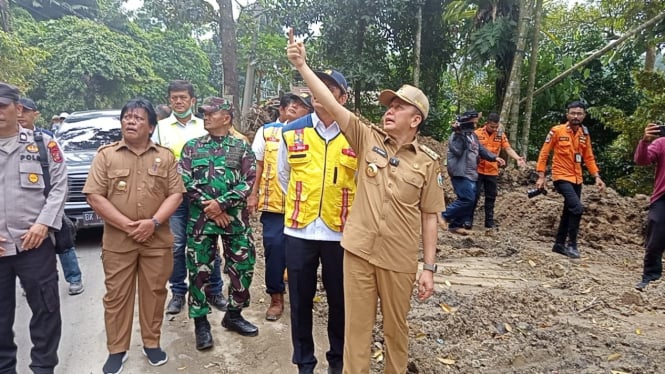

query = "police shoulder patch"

[{"left": 419, "top": 144, "right": 440, "bottom": 160}]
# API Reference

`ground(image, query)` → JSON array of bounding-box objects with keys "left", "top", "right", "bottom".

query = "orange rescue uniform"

[
  {"left": 475, "top": 126, "right": 511, "bottom": 176},
  {"left": 536, "top": 123, "right": 599, "bottom": 183}
]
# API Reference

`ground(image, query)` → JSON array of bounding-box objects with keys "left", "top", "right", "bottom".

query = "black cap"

[
  {"left": 0, "top": 82, "right": 20, "bottom": 105},
  {"left": 462, "top": 109, "right": 479, "bottom": 118},
  {"left": 289, "top": 92, "right": 313, "bottom": 110},
  {"left": 19, "top": 97, "right": 37, "bottom": 111}
]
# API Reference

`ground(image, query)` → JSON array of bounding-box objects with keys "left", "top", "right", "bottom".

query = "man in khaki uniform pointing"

[{"left": 287, "top": 32, "right": 445, "bottom": 374}]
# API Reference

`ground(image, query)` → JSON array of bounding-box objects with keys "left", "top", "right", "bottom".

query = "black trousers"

[
  {"left": 471, "top": 174, "right": 498, "bottom": 227},
  {"left": 284, "top": 235, "right": 344, "bottom": 371},
  {"left": 643, "top": 197, "right": 665, "bottom": 282},
  {"left": 553, "top": 180, "right": 584, "bottom": 245},
  {"left": 0, "top": 240, "right": 61, "bottom": 374}
]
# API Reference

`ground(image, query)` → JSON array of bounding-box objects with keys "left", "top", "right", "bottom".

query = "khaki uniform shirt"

[
  {"left": 339, "top": 114, "right": 445, "bottom": 273},
  {"left": 83, "top": 140, "right": 185, "bottom": 252},
  {"left": 0, "top": 126, "right": 67, "bottom": 256}
]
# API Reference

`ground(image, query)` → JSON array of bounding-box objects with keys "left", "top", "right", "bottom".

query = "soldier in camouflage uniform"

[{"left": 180, "top": 97, "right": 258, "bottom": 348}]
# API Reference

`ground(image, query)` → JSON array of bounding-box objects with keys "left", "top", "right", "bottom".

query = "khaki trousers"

[
  {"left": 102, "top": 246, "right": 172, "bottom": 353},
  {"left": 343, "top": 251, "right": 416, "bottom": 374}
]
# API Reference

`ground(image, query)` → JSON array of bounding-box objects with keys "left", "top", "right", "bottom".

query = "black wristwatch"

[
  {"left": 151, "top": 217, "right": 160, "bottom": 229},
  {"left": 423, "top": 263, "right": 438, "bottom": 273}
]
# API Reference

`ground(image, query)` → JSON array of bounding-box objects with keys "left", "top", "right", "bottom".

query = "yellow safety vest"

[
  {"left": 282, "top": 116, "right": 358, "bottom": 232},
  {"left": 258, "top": 122, "right": 285, "bottom": 213}
]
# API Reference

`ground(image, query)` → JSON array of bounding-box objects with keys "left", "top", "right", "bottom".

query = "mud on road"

[{"left": 366, "top": 137, "right": 665, "bottom": 374}]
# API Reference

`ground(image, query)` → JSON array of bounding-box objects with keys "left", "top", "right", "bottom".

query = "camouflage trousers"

[{"left": 186, "top": 231, "right": 256, "bottom": 318}]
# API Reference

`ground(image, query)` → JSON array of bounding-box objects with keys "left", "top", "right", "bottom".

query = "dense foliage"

[{"left": 1, "top": 0, "right": 663, "bottom": 195}]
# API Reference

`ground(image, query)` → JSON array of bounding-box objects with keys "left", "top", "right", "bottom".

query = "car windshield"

[{"left": 58, "top": 114, "right": 122, "bottom": 152}]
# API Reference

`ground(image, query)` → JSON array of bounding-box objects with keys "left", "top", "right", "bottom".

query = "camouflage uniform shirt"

[{"left": 180, "top": 134, "right": 257, "bottom": 236}]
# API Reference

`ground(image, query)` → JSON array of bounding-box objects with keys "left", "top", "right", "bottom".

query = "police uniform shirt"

[
  {"left": 0, "top": 126, "right": 67, "bottom": 256},
  {"left": 339, "top": 114, "right": 445, "bottom": 273},
  {"left": 82, "top": 140, "right": 186, "bottom": 252}
]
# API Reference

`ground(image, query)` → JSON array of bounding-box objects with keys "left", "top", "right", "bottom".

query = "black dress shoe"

[
  {"left": 222, "top": 309, "right": 259, "bottom": 337},
  {"left": 552, "top": 243, "right": 568, "bottom": 256},
  {"left": 635, "top": 281, "right": 650, "bottom": 292},
  {"left": 194, "top": 316, "right": 213, "bottom": 350},
  {"left": 566, "top": 243, "right": 580, "bottom": 259},
  {"left": 463, "top": 221, "right": 473, "bottom": 229}
]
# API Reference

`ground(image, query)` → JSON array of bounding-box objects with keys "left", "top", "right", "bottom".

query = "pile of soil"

[
  {"left": 387, "top": 136, "right": 662, "bottom": 373},
  {"left": 246, "top": 108, "right": 664, "bottom": 373}
]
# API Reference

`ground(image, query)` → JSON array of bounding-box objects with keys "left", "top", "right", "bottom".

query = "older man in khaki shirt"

[
  {"left": 288, "top": 36, "right": 445, "bottom": 374},
  {"left": 84, "top": 98, "right": 184, "bottom": 374}
]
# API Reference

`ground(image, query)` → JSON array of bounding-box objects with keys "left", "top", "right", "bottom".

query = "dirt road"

[
  {"left": 13, "top": 184, "right": 665, "bottom": 374},
  {"left": 13, "top": 228, "right": 331, "bottom": 374}
]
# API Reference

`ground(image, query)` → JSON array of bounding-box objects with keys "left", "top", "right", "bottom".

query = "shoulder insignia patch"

[
  {"left": 419, "top": 144, "right": 440, "bottom": 160},
  {"left": 47, "top": 140, "right": 63, "bottom": 163},
  {"left": 97, "top": 141, "right": 120, "bottom": 152},
  {"left": 370, "top": 124, "right": 387, "bottom": 136}
]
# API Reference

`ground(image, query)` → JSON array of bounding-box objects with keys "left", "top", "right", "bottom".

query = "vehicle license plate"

[{"left": 83, "top": 211, "right": 103, "bottom": 225}]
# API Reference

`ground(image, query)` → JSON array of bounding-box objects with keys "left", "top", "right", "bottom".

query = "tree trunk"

[
  {"left": 0, "top": 0, "right": 11, "bottom": 33},
  {"left": 645, "top": 42, "right": 656, "bottom": 72},
  {"left": 353, "top": 9, "right": 367, "bottom": 112},
  {"left": 413, "top": 6, "right": 422, "bottom": 86},
  {"left": 499, "top": 0, "right": 531, "bottom": 158},
  {"left": 520, "top": 0, "right": 543, "bottom": 157},
  {"left": 241, "top": 16, "right": 261, "bottom": 123},
  {"left": 522, "top": 9, "right": 665, "bottom": 103},
  {"left": 218, "top": 0, "right": 240, "bottom": 125},
  {"left": 255, "top": 70, "right": 263, "bottom": 105}
]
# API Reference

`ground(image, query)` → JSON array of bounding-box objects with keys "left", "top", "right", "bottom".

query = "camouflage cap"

[{"left": 198, "top": 96, "right": 233, "bottom": 114}]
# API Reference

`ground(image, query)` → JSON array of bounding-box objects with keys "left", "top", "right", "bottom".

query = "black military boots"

[{"left": 222, "top": 309, "right": 259, "bottom": 337}]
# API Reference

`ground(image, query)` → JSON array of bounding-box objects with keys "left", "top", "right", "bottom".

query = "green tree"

[
  {"left": 12, "top": 0, "right": 99, "bottom": 21},
  {"left": 133, "top": 0, "right": 216, "bottom": 37},
  {"left": 21, "top": 17, "right": 162, "bottom": 115},
  {"left": 0, "top": 30, "right": 46, "bottom": 89},
  {"left": 128, "top": 24, "right": 216, "bottom": 99},
  {"left": 593, "top": 71, "right": 665, "bottom": 195}
]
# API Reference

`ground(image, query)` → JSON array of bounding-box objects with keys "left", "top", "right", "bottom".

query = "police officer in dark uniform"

[{"left": 0, "top": 82, "right": 67, "bottom": 373}]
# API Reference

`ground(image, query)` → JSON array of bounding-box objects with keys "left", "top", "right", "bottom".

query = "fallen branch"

[{"left": 576, "top": 297, "right": 600, "bottom": 314}]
